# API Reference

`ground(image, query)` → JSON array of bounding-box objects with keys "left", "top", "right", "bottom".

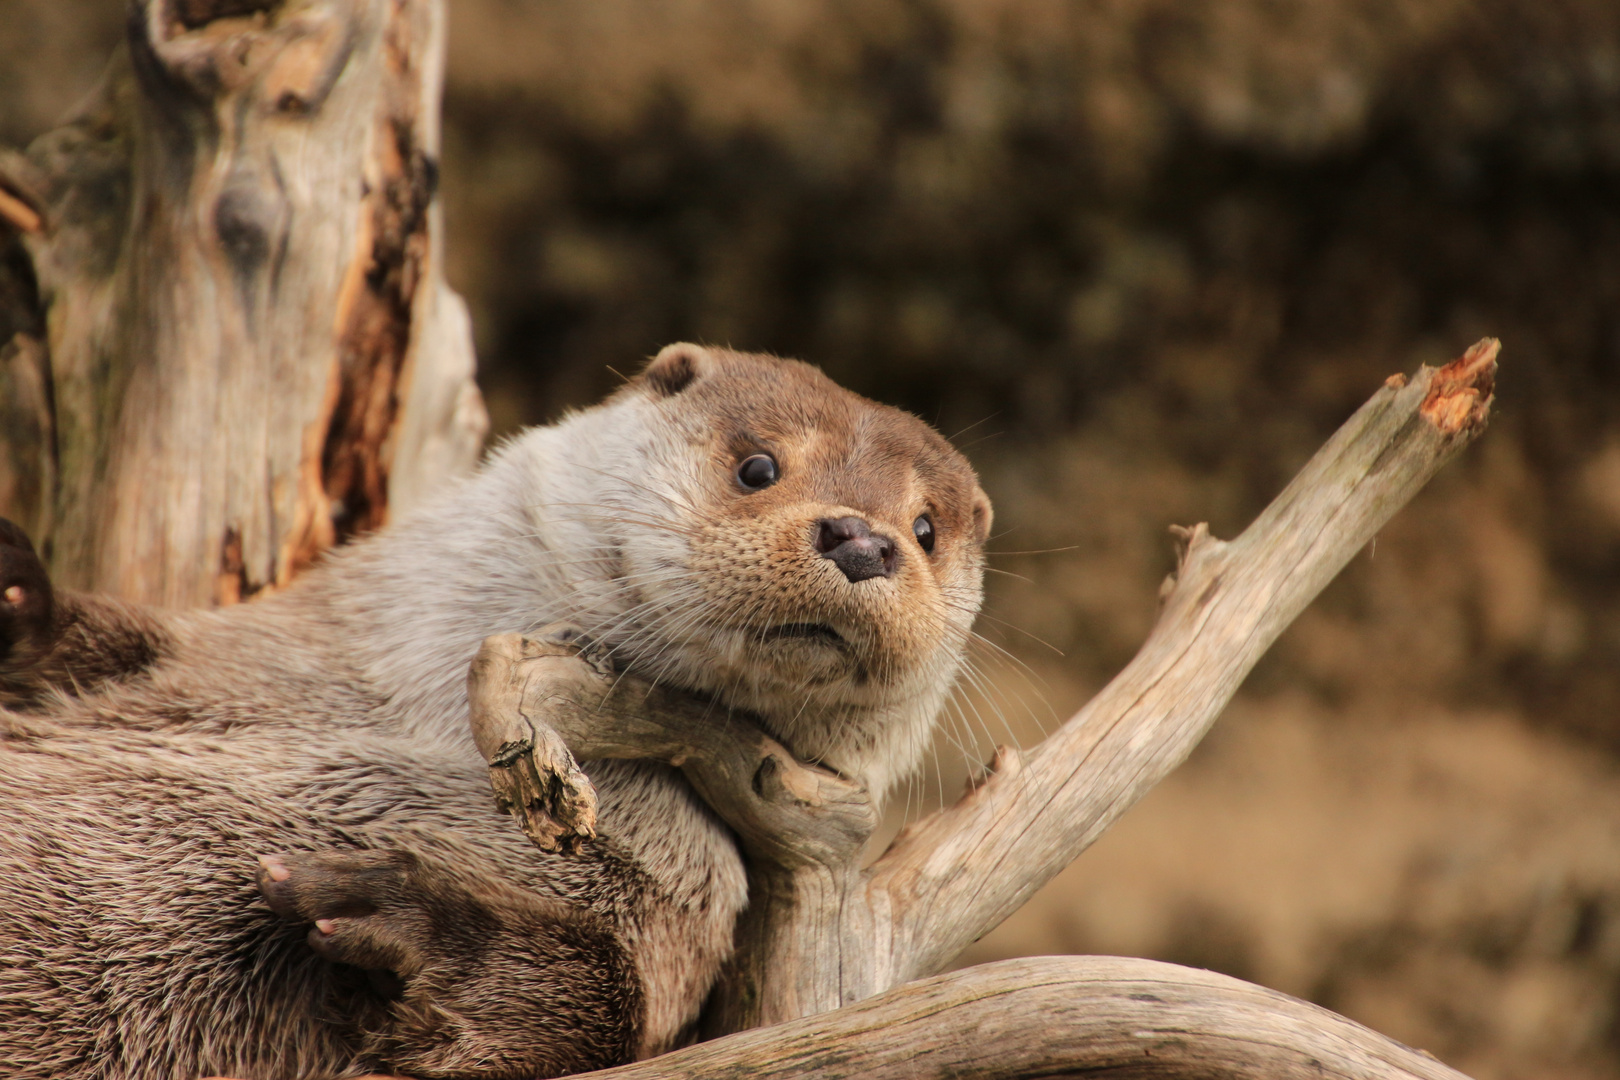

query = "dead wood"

[
  {"left": 596, "top": 957, "right": 1469, "bottom": 1080},
  {"left": 466, "top": 629, "right": 876, "bottom": 866},
  {"left": 469, "top": 342, "right": 1495, "bottom": 1077},
  {"left": 0, "top": 0, "right": 485, "bottom": 607}
]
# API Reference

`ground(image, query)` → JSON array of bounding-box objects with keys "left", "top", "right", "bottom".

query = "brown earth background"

[{"left": 5, "top": 1, "right": 1620, "bottom": 1076}]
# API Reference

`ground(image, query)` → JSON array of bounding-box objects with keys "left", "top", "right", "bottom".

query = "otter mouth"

[{"left": 762, "top": 622, "right": 846, "bottom": 647}]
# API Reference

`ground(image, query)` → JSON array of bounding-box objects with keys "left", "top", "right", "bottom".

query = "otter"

[{"left": 0, "top": 345, "right": 992, "bottom": 1080}]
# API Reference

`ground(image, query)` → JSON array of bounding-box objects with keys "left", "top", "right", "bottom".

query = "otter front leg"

[{"left": 256, "top": 849, "right": 640, "bottom": 1080}]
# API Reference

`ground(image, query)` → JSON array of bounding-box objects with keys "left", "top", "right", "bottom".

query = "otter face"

[{"left": 590, "top": 344, "right": 992, "bottom": 792}]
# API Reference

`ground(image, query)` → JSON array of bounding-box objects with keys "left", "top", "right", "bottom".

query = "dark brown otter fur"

[{"left": 0, "top": 518, "right": 171, "bottom": 709}]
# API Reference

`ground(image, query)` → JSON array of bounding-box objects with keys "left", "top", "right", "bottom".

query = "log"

[{"left": 0, "top": 0, "right": 485, "bottom": 608}]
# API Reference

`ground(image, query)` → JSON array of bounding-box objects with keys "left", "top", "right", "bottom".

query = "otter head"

[{"left": 578, "top": 344, "right": 992, "bottom": 800}]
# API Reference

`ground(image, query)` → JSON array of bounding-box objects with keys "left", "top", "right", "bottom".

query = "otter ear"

[
  {"left": 970, "top": 487, "right": 993, "bottom": 545},
  {"left": 641, "top": 343, "right": 709, "bottom": 399}
]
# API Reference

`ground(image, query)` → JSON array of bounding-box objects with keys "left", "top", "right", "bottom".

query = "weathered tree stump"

[{"left": 0, "top": 0, "right": 485, "bottom": 608}]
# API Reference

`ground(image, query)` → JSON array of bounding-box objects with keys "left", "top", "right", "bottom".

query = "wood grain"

[
  {"left": 599, "top": 957, "right": 1468, "bottom": 1080},
  {"left": 0, "top": 0, "right": 485, "bottom": 606}
]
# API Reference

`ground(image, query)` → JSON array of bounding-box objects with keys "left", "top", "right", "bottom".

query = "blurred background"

[{"left": 6, "top": 1, "right": 1620, "bottom": 1076}]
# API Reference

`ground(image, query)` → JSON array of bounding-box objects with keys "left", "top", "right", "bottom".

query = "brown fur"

[
  {"left": 1, "top": 520, "right": 171, "bottom": 708},
  {"left": 0, "top": 346, "right": 990, "bottom": 1079}
]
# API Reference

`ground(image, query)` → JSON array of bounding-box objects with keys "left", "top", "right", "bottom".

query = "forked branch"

[
  {"left": 859, "top": 339, "right": 1500, "bottom": 990},
  {"left": 469, "top": 341, "right": 1498, "bottom": 1077}
]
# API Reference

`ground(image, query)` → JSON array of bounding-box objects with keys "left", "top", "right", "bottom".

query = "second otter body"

[{"left": 0, "top": 346, "right": 991, "bottom": 1080}]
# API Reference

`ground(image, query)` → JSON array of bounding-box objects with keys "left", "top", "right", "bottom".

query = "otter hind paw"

[
  {"left": 254, "top": 847, "right": 642, "bottom": 1079},
  {"left": 256, "top": 850, "right": 430, "bottom": 977}
]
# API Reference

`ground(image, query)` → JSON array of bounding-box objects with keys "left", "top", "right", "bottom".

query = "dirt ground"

[{"left": 6, "top": 1, "right": 1620, "bottom": 1076}]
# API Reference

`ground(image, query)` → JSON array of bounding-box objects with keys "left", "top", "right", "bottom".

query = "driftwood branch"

[
  {"left": 592, "top": 957, "right": 1469, "bottom": 1080},
  {"left": 469, "top": 341, "right": 1496, "bottom": 1077},
  {"left": 466, "top": 630, "right": 875, "bottom": 866}
]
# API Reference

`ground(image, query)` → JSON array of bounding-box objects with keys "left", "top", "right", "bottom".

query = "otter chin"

[
  {"left": 0, "top": 343, "right": 991, "bottom": 1080},
  {"left": 756, "top": 624, "right": 854, "bottom": 680}
]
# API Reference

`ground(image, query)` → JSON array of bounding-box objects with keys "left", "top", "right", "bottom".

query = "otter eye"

[
  {"left": 913, "top": 514, "right": 935, "bottom": 554},
  {"left": 736, "top": 454, "right": 779, "bottom": 490}
]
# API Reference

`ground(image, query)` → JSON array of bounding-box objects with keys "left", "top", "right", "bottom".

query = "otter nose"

[{"left": 814, "top": 516, "right": 897, "bottom": 583}]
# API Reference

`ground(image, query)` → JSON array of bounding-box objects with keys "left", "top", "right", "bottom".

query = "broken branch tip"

[{"left": 1420, "top": 337, "right": 1499, "bottom": 435}]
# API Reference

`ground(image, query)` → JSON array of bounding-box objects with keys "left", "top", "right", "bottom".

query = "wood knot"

[
  {"left": 752, "top": 752, "right": 820, "bottom": 808},
  {"left": 214, "top": 182, "right": 280, "bottom": 273},
  {"left": 962, "top": 745, "right": 1024, "bottom": 798}
]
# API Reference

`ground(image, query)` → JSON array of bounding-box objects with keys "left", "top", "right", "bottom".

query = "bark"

[{"left": 0, "top": 0, "right": 485, "bottom": 608}]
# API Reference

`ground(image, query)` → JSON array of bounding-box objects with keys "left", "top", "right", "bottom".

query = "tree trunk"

[{"left": 0, "top": 0, "right": 485, "bottom": 608}]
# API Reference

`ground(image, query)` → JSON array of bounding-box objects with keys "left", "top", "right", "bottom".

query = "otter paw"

[
  {"left": 256, "top": 850, "right": 435, "bottom": 981},
  {"left": 0, "top": 517, "right": 53, "bottom": 662},
  {"left": 256, "top": 848, "right": 641, "bottom": 1079}
]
